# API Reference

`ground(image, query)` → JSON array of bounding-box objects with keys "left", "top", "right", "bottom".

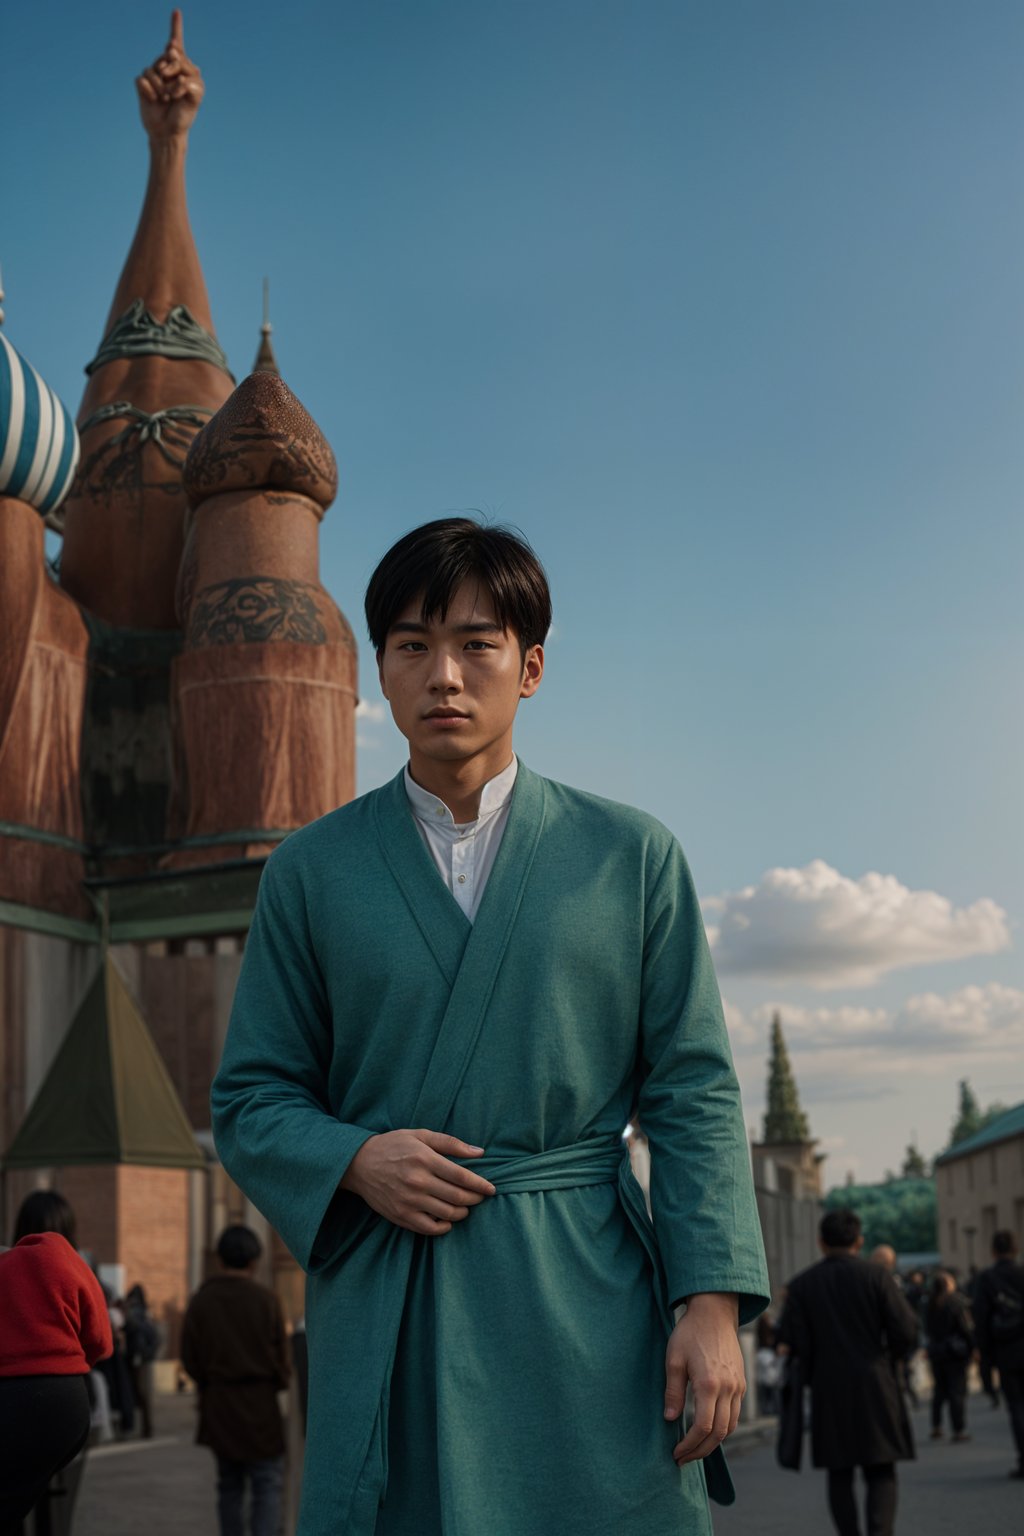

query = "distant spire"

[
  {"left": 253, "top": 276, "right": 279, "bottom": 374},
  {"left": 0, "top": 262, "right": 5, "bottom": 326},
  {"left": 762, "top": 1012, "right": 811, "bottom": 1143}
]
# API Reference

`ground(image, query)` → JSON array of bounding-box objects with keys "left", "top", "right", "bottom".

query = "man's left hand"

[{"left": 664, "top": 1292, "right": 745, "bottom": 1465}]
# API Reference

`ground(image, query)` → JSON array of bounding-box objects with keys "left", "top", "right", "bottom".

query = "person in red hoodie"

[{"left": 0, "top": 1191, "right": 113, "bottom": 1534}]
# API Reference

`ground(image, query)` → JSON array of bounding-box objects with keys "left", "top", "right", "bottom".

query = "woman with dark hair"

[
  {"left": 11, "top": 1189, "right": 77, "bottom": 1247},
  {"left": 0, "top": 1190, "right": 112, "bottom": 1534},
  {"left": 926, "top": 1270, "right": 974, "bottom": 1442}
]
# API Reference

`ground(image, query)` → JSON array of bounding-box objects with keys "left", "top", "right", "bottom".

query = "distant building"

[
  {"left": 934, "top": 1100, "right": 1024, "bottom": 1273},
  {"left": 749, "top": 1013, "right": 825, "bottom": 1306}
]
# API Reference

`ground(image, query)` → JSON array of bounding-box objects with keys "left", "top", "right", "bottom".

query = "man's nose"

[{"left": 428, "top": 648, "right": 462, "bottom": 691}]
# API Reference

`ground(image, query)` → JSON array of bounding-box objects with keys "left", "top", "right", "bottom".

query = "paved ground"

[
  {"left": 716, "top": 1392, "right": 1021, "bottom": 1535},
  {"left": 72, "top": 1387, "right": 1021, "bottom": 1533}
]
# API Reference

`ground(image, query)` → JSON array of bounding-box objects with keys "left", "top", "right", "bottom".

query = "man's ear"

[{"left": 520, "top": 643, "right": 544, "bottom": 699}]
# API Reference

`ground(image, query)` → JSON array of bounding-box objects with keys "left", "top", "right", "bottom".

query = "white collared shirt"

[{"left": 404, "top": 757, "right": 519, "bottom": 923}]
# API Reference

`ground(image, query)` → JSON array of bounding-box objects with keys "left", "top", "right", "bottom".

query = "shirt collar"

[{"left": 404, "top": 755, "right": 519, "bottom": 830}]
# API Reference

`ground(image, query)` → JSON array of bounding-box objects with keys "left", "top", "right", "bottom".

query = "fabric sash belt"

[
  {"left": 352, "top": 1135, "right": 734, "bottom": 1525},
  {"left": 467, "top": 1137, "right": 624, "bottom": 1193}
]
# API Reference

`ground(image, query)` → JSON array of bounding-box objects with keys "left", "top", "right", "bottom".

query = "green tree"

[
  {"left": 762, "top": 1013, "right": 810, "bottom": 1143},
  {"left": 901, "top": 1142, "right": 928, "bottom": 1178},
  {"left": 823, "top": 1178, "right": 937, "bottom": 1253},
  {"left": 950, "top": 1079, "right": 982, "bottom": 1146}
]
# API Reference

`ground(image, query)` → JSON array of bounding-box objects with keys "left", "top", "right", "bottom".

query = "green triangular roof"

[{"left": 3, "top": 954, "right": 205, "bottom": 1170}]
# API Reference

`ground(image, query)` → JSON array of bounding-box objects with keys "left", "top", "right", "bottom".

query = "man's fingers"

[
  {"left": 416, "top": 1130, "right": 485, "bottom": 1158},
  {"left": 422, "top": 1173, "right": 487, "bottom": 1206},
  {"left": 673, "top": 1384, "right": 735, "bottom": 1465},
  {"left": 416, "top": 1196, "right": 471, "bottom": 1224},
  {"left": 428, "top": 1154, "right": 496, "bottom": 1197},
  {"left": 405, "top": 1213, "right": 453, "bottom": 1237},
  {"left": 137, "top": 75, "right": 158, "bottom": 102},
  {"left": 415, "top": 1131, "right": 497, "bottom": 1196},
  {"left": 170, "top": 8, "right": 185, "bottom": 52}
]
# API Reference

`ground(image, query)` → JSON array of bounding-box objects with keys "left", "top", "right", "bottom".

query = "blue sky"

[{"left": 5, "top": 0, "right": 1022, "bottom": 1184}]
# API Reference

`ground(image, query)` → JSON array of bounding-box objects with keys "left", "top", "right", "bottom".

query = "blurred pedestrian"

[
  {"left": 755, "top": 1314, "right": 781, "bottom": 1416},
  {"left": 964, "top": 1264, "right": 1000, "bottom": 1408},
  {"left": 94, "top": 1286, "right": 135, "bottom": 1438},
  {"left": 870, "top": 1245, "right": 899, "bottom": 1279},
  {"left": 972, "top": 1230, "right": 1024, "bottom": 1480},
  {"left": 181, "top": 1225, "right": 290, "bottom": 1536},
  {"left": 925, "top": 1271, "right": 973, "bottom": 1442},
  {"left": 0, "top": 1191, "right": 112, "bottom": 1535},
  {"left": 124, "top": 1284, "right": 159, "bottom": 1439},
  {"left": 778, "top": 1208, "right": 918, "bottom": 1536},
  {"left": 871, "top": 1244, "right": 919, "bottom": 1407}
]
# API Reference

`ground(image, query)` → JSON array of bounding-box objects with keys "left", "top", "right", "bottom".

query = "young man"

[
  {"left": 181, "top": 1225, "right": 291, "bottom": 1536},
  {"left": 212, "top": 519, "right": 769, "bottom": 1536},
  {"left": 777, "top": 1209, "right": 919, "bottom": 1536}
]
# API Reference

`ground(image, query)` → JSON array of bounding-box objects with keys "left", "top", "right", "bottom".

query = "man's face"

[{"left": 377, "top": 580, "right": 543, "bottom": 773}]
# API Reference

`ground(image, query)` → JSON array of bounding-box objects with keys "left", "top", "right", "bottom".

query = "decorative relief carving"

[
  {"left": 73, "top": 402, "right": 211, "bottom": 504},
  {"left": 187, "top": 577, "right": 327, "bottom": 646}
]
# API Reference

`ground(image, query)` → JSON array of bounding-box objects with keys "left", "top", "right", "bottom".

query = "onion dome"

[
  {"left": 0, "top": 328, "right": 80, "bottom": 518},
  {"left": 183, "top": 371, "right": 337, "bottom": 513}
]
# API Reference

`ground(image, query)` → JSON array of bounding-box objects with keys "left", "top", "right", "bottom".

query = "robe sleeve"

[
  {"left": 636, "top": 837, "right": 769, "bottom": 1326},
  {"left": 211, "top": 845, "right": 377, "bottom": 1273}
]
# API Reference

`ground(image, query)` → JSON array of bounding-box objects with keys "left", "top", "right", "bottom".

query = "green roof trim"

[
  {"left": 0, "top": 859, "right": 267, "bottom": 944},
  {"left": 934, "top": 1100, "right": 1024, "bottom": 1165},
  {"left": 2, "top": 954, "right": 206, "bottom": 1171}
]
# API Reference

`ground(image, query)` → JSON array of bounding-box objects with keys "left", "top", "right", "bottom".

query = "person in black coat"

[
  {"left": 778, "top": 1208, "right": 919, "bottom": 1536},
  {"left": 924, "top": 1270, "right": 974, "bottom": 1441},
  {"left": 972, "top": 1229, "right": 1024, "bottom": 1479}
]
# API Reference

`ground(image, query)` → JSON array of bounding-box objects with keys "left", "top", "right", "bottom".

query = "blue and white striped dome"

[{"left": 0, "top": 333, "right": 79, "bottom": 516}]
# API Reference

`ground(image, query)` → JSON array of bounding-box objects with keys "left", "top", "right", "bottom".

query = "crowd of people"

[
  {"left": 2, "top": 1179, "right": 1023, "bottom": 1536},
  {"left": 0, "top": 1190, "right": 289, "bottom": 1536},
  {"left": 756, "top": 1211, "right": 1024, "bottom": 1536}
]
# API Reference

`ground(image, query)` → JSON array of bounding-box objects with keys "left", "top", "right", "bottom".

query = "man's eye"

[
  {"left": 465, "top": 641, "right": 494, "bottom": 651},
  {"left": 398, "top": 641, "right": 427, "bottom": 652}
]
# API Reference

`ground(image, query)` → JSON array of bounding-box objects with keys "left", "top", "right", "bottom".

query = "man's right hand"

[{"left": 339, "top": 1129, "right": 496, "bottom": 1236}]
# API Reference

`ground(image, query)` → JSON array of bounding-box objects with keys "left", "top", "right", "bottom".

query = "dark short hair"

[
  {"left": 993, "top": 1229, "right": 1018, "bottom": 1259},
  {"left": 217, "top": 1225, "right": 263, "bottom": 1270},
  {"left": 820, "top": 1208, "right": 861, "bottom": 1249},
  {"left": 12, "top": 1190, "right": 77, "bottom": 1248},
  {"left": 929, "top": 1270, "right": 953, "bottom": 1303},
  {"left": 364, "top": 518, "right": 551, "bottom": 655}
]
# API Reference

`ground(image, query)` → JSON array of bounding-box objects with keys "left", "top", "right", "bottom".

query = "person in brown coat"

[
  {"left": 181, "top": 1226, "right": 290, "bottom": 1536},
  {"left": 778, "top": 1208, "right": 919, "bottom": 1536}
]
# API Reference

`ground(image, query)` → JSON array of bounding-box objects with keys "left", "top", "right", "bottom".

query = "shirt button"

[
  {"left": 457, "top": 874, "right": 467, "bottom": 885},
  {"left": 436, "top": 806, "right": 445, "bottom": 816}
]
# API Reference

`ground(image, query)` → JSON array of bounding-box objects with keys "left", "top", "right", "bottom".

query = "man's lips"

[{"left": 424, "top": 709, "right": 470, "bottom": 720}]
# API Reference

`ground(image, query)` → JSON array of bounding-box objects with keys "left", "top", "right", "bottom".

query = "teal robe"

[{"left": 211, "top": 764, "right": 769, "bottom": 1536}]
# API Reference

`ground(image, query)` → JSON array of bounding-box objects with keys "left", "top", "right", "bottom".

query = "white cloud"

[
  {"left": 727, "top": 985, "right": 1024, "bottom": 1083},
  {"left": 726, "top": 986, "right": 1024, "bottom": 1180},
  {"left": 356, "top": 697, "right": 389, "bottom": 750},
  {"left": 708, "top": 860, "right": 1010, "bottom": 988}
]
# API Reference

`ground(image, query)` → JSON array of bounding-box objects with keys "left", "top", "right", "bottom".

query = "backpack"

[{"left": 990, "top": 1283, "right": 1024, "bottom": 1344}]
